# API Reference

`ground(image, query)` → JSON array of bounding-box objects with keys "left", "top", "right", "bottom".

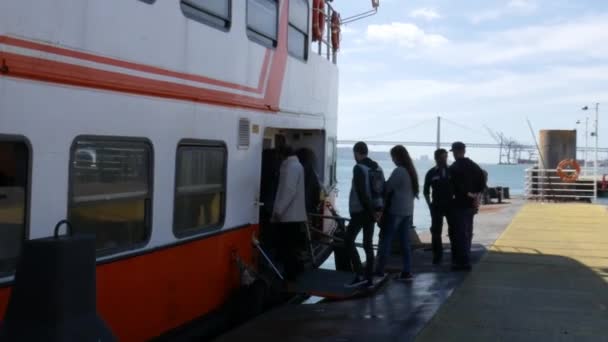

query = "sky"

[{"left": 335, "top": 0, "right": 608, "bottom": 162}]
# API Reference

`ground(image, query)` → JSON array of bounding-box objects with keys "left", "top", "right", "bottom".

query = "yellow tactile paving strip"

[{"left": 416, "top": 203, "right": 608, "bottom": 342}]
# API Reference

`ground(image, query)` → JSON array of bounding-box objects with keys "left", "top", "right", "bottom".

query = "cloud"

[
  {"left": 470, "top": 10, "right": 503, "bottom": 24},
  {"left": 361, "top": 15, "right": 608, "bottom": 65},
  {"left": 340, "top": 61, "right": 387, "bottom": 74},
  {"left": 338, "top": 64, "right": 608, "bottom": 141},
  {"left": 410, "top": 8, "right": 441, "bottom": 21},
  {"left": 366, "top": 22, "right": 448, "bottom": 48},
  {"left": 419, "top": 15, "right": 608, "bottom": 66},
  {"left": 336, "top": 6, "right": 608, "bottom": 151},
  {"left": 471, "top": 0, "right": 537, "bottom": 24},
  {"left": 508, "top": 0, "right": 537, "bottom": 12},
  {"left": 341, "top": 26, "right": 359, "bottom": 35}
]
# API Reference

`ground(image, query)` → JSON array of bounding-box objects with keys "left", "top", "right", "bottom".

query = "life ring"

[
  {"left": 312, "top": 0, "right": 325, "bottom": 42},
  {"left": 331, "top": 12, "right": 341, "bottom": 52},
  {"left": 556, "top": 159, "right": 581, "bottom": 183}
]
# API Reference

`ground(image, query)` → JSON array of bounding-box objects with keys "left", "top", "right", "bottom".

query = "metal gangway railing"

[{"left": 525, "top": 168, "right": 596, "bottom": 202}]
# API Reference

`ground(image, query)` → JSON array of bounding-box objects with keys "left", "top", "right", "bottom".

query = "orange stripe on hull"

[
  {"left": 0, "top": 34, "right": 290, "bottom": 111},
  {"left": 0, "top": 52, "right": 272, "bottom": 111},
  {"left": 0, "top": 225, "right": 259, "bottom": 341},
  {"left": 0, "top": 35, "right": 271, "bottom": 94}
]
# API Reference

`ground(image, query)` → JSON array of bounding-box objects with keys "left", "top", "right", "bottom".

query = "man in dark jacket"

[
  {"left": 449, "top": 142, "right": 486, "bottom": 270},
  {"left": 345, "top": 141, "right": 382, "bottom": 287},
  {"left": 423, "top": 148, "right": 453, "bottom": 265}
]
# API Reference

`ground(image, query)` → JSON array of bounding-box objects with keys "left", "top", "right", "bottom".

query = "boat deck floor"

[
  {"left": 215, "top": 201, "right": 524, "bottom": 342},
  {"left": 417, "top": 203, "right": 608, "bottom": 342}
]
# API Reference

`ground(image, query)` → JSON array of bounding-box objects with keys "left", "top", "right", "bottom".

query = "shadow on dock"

[
  {"left": 215, "top": 246, "right": 608, "bottom": 342},
  {"left": 214, "top": 201, "right": 608, "bottom": 341},
  {"left": 214, "top": 244, "right": 488, "bottom": 342},
  {"left": 416, "top": 250, "right": 608, "bottom": 341},
  {"left": 211, "top": 200, "right": 525, "bottom": 342},
  {"left": 418, "top": 203, "right": 608, "bottom": 340}
]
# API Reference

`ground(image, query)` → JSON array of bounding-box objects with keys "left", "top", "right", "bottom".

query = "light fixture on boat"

[{"left": 340, "top": 0, "right": 380, "bottom": 24}]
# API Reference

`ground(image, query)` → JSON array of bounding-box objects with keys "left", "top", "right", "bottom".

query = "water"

[{"left": 334, "top": 150, "right": 528, "bottom": 232}]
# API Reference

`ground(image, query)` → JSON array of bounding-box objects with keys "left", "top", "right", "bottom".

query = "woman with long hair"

[
  {"left": 375, "top": 145, "right": 419, "bottom": 280},
  {"left": 295, "top": 147, "right": 322, "bottom": 215}
]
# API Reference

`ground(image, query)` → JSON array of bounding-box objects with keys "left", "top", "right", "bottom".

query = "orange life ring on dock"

[
  {"left": 556, "top": 159, "right": 581, "bottom": 183},
  {"left": 331, "top": 12, "right": 341, "bottom": 52},
  {"left": 312, "top": 0, "right": 325, "bottom": 42}
]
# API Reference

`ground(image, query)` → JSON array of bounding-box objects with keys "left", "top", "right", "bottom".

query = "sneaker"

[
  {"left": 345, "top": 276, "right": 367, "bottom": 288},
  {"left": 396, "top": 272, "right": 414, "bottom": 281},
  {"left": 365, "top": 279, "right": 375, "bottom": 289}
]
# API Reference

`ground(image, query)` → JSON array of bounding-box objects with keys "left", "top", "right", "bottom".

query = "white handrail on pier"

[{"left": 525, "top": 168, "right": 597, "bottom": 201}]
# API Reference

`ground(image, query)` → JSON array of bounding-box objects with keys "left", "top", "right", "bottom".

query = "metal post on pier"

[
  {"left": 583, "top": 103, "right": 600, "bottom": 200},
  {"left": 594, "top": 103, "right": 599, "bottom": 200},
  {"left": 498, "top": 136, "right": 503, "bottom": 165},
  {"left": 436, "top": 116, "right": 441, "bottom": 150},
  {"left": 585, "top": 116, "right": 589, "bottom": 176}
]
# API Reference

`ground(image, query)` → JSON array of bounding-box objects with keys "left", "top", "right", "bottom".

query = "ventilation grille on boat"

[{"left": 238, "top": 118, "right": 250, "bottom": 149}]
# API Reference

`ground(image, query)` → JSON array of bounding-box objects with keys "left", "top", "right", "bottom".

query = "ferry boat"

[{"left": 0, "top": 0, "right": 362, "bottom": 340}]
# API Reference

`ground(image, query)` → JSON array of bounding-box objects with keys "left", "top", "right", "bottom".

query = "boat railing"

[
  {"left": 316, "top": 2, "right": 339, "bottom": 64},
  {"left": 524, "top": 168, "right": 597, "bottom": 202}
]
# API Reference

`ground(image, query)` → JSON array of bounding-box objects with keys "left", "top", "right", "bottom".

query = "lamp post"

[
  {"left": 582, "top": 103, "right": 600, "bottom": 199},
  {"left": 576, "top": 117, "right": 589, "bottom": 175}
]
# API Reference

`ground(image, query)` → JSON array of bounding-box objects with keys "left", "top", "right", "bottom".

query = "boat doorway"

[
  {"left": 257, "top": 128, "right": 333, "bottom": 277},
  {"left": 255, "top": 130, "right": 386, "bottom": 300}
]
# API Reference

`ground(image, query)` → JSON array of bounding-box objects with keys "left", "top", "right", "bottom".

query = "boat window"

[
  {"left": 288, "top": 0, "right": 309, "bottom": 60},
  {"left": 173, "top": 141, "right": 226, "bottom": 237},
  {"left": 247, "top": 0, "right": 279, "bottom": 48},
  {"left": 181, "top": 0, "right": 231, "bottom": 31},
  {"left": 69, "top": 138, "right": 152, "bottom": 255},
  {"left": 0, "top": 140, "right": 29, "bottom": 276}
]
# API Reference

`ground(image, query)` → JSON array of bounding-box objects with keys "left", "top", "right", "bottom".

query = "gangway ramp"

[
  {"left": 290, "top": 269, "right": 388, "bottom": 300},
  {"left": 416, "top": 203, "right": 608, "bottom": 341}
]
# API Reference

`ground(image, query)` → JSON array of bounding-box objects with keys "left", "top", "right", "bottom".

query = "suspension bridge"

[{"left": 338, "top": 116, "right": 608, "bottom": 164}]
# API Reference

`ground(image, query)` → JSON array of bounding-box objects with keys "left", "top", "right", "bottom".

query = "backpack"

[{"left": 368, "top": 167, "right": 385, "bottom": 209}]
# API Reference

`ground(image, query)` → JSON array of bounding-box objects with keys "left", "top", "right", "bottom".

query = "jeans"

[
  {"left": 345, "top": 211, "right": 375, "bottom": 280},
  {"left": 451, "top": 208, "right": 475, "bottom": 266},
  {"left": 430, "top": 206, "right": 453, "bottom": 262},
  {"left": 375, "top": 214, "right": 412, "bottom": 274}
]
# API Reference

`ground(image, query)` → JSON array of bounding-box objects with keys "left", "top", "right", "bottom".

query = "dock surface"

[
  {"left": 215, "top": 201, "right": 523, "bottom": 342},
  {"left": 417, "top": 203, "right": 608, "bottom": 341}
]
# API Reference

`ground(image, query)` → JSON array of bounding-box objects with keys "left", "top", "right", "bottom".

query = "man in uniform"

[
  {"left": 448, "top": 142, "right": 486, "bottom": 271},
  {"left": 423, "top": 148, "right": 453, "bottom": 265}
]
